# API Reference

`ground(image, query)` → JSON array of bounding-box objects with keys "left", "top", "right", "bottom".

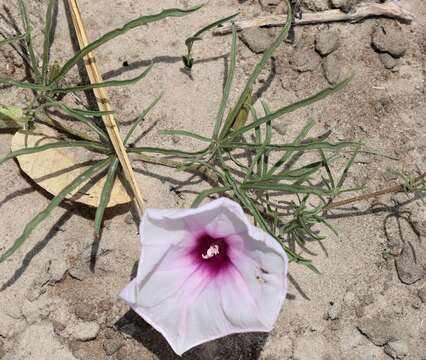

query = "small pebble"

[
  {"left": 379, "top": 53, "right": 400, "bottom": 70},
  {"left": 315, "top": 30, "right": 340, "bottom": 56},
  {"left": 372, "top": 24, "right": 407, "bottom": 58},
  {"left": 322, "top": 53, "right": 341, "bottom": 84}
]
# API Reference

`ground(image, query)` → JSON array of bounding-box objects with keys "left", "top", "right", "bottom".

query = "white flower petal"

[{"left": 120, "top": 197, "right": 289, "bottom": 356}]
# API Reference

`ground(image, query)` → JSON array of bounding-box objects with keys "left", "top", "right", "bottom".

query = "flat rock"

[
  {"left": 68, "top": 263, "right": 91, "bottom": 281},
  {"left": 379, "top": 53, "right": 400, "bottom": 70},
  {"left": 103, "top": 339, "right": 124, "bottom": 356},
  {"left": 322, "top": 53, "right": 341, "bottom": 84},
  {"left": 357, "top": 318, "right": 400, "bottom": 346},
  {"left": 395, "top": 243, "right": 426, "bottom": 285},
  {"left": 290, "top": 48, "right": 321, "bottom": 72},
  {"left": 2, "top": 323, "right": 77, "bottom": 360},
  {"left": 330, "top": 0, "right": 363, "bottom": 12},
  {"left": 418, "top": 286, "right": 426, "bottom": 303},
  {"left": 70, "top": 321, "right": 100, "bottom": 342},
  {"left": 301, "top": 0, "right": 330, "bottom": 11},
  {"left": 74, "top": 302, "right": 98, "bottom": 322},
  {"left": 372, "top": 24, "right": 407, "bottom": 58},
  {"left": 239, "top": 28, "right": 275, "bottom": 54},
  {"left": 384, "top": 340, "right": 409, "bottom": 359},
  {"left": 315, "top": 30, "right": 340, "bottom": 56}
]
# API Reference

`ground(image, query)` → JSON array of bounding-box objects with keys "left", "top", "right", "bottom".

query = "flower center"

[
  {"left": 190, "top": 232, "right": 231, "bottom": 276},
  {"left": 201, "top": 244, "right": 220, "bottom": 259}
]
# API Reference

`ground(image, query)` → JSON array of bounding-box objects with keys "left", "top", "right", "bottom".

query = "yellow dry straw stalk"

[{"left": 67, "top": 0, "right": 145, "bottom": 216}]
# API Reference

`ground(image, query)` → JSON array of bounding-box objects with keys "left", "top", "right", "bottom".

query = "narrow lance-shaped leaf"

[
  {"left": 52, "top": 63, "right": 153, "bottom": 94},
  {"left": 212, "top": 23, "right": 237, "bottom": 139},
  {"left": 0, "top": 157, "right": 112, "bottom": 263},
  {"left": 229, "top": 77, "right": 352, "bottom": 139},
  {"left": 191, "top": 186, "right": 232, "bottom": 208},
  {"left": 0, "top": 140, "right": 110, "bottom": 166},
  {"left": 267, "top": 120, "right": 314, "bottom": 176},
  {"left": 95, "top": 157, "right": 119, "bottom": 236},
  {"left": 51, "top": 6, "right": 202, "bottom": 84},
  {"left": 183, "top": 12, "right": 239, "bottom": 68},
  {"left": 0, "top": 33, "right": 27, "bottom": 47},
  {"left": 41, "top": 0, "right": 57, "bottom": 83},
  {"left": 219, "top": 0, "right": 293, "bottom": 138},
  {"left": 160, "top": 130, "right": 211, "bottom": 142},
  {"left": 0, "top": 77, "right": 48, "bottom": 90},
  {"left": 124, "top": 92, "right": 163, "bottom": 144},
  {"left": 45, "top": 99, "right": 110, "bottom": 143},
  {"left": 18, "top": 0, "right": 41, "bottom": 81}
]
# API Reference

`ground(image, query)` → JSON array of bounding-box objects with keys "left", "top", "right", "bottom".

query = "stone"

[
  {"left": 239, "top": 28, "right": 275, "bottom": 54},
  {"left": 293, "top": 334, "right": 331, "bottom": 360},
  {"left": 357, "top": 318, "right": 400, "bottom": 346},
  {"left": 372, "top": 24, "right": 407, "bottom": 58},
  {"left": 384, "top": 340, "right": 409, "bottom": 359},
  {"left": 103, "top": 339, "right": 124, "bottom": 356},
  {"left": 418, "top": 286, "right": 426, "bottom": 303},
  {"left": 0, "top": 339, "right": 4, "bottom": 359},
  {"left": 290, "top": 48, "right": 321, "bottom": 72},
  {"left": 322, "top": 53, "right": 341, "bottom": 84},
  {"left": 48, "top": 258, "right": 68, "bottom": 283},
  {"left": 74, "top": 303, "right": 97, "bottom": 322},
  {"left": 330, "top": 0, "right": 362, "bottom": 12},
  {"left": 315, "top": 30, "right": 340, "bottom": 56},
  {"left": 301, "top": 0, "right": 329, "bottom": 11},
  {"left": 326, "top": 301, "right": 341, "bottom": 320},
  {"left": 68, "top": 263, "right": 91, "bottom": 281},
  {"left": 70, "top": 321, "right": 100, "bottom": 341},
  {"left": 395, "top": 244, "right": 425, "bottom": 285},
  {"left": 2, "top": 323, "right": 77, "bottom": 360},
  {"left": 379, "top": 52, "right": 400, "bottom": 70}
]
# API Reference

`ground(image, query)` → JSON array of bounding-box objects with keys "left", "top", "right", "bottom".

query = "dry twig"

[
  {"left": 67, "top": 0, "right": 145, "bottom": 216},
  {"left": 214, "top": 2, "right": 414, "bottom": 35}
]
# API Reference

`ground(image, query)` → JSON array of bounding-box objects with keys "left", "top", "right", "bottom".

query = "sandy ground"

[{"left": 0, "top": 0, "right": 425, "bottom": 359}]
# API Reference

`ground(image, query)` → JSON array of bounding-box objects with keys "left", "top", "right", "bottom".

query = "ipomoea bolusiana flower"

[{"left": 120, "top": 197, "right": 288, "bottom": 355}]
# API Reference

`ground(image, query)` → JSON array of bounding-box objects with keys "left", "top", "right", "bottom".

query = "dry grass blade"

[{"left": 67, "top": 0, "right": 145, "bottom": 216}]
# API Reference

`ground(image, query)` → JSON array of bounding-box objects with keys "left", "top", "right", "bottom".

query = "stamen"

[{"left": 202, "top": 244, "right": 220, "bottom": 259}]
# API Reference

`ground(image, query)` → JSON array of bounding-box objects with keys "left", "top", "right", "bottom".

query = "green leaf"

[
  {"left": 18, "top": 0, "right": 41, "bottom": 81},
  {"left": 267, "top": 120, "right": 314, "bottom": 176},
  {"left": 184, "top": 13, "right": 239, "bottom": 68},
  {"left": 186, "top": 12, "right": 239, "bottom": 50},
  {"left": 212, "top": 23, "right": 237, "bottom": 139},
  {"left": 225, "top": 140, "right": 357, "bottom": 152},
  {"left": 46, "top": 100, "right": 110, "bottom": 143},
  {"left": 0, "top": 140, "right": 109, "bottom": 166},
  {"left": 127, "top": 146, "right": 208, "bottom": 158},
  {"left": 0, "top": 157, "right": 112, "bottom": 263},
  {"left": 124, "top": 92, "right": 163, "bottom": 144},
  {"left": 0, "top": 77, "right": 48, "bottom": 90},
  {"left": 41, "top": 0, "right": 57, "bottom": 83},
  {"left": 51, "top": 6, "right": 202, "bottom": 84},
  {"left": 0, "top": 33, "right": 27, "bottom": 47},
  {"left": 52, "top": 63, "right": 153, "bottom": 94},
  {"left": 0, "top": 106, "right": 25, "bottom": 129},
  {"left": 159, "top": 130, "right": 211, "bottom": 142},
  {"left": 191, "top": 186, "right": 232, "bottom": 208},
  {"left": 229, "top": 77, "right": 352, "bottom": 139},
  {"left": 241, "top": 182, "right": 329, "bottom": 197},
  {"left": 95, "top": 157, "right": 119, "bottom": 236},
  {"left": 219, "top": 0, "right": 293, "bottom": 139}
]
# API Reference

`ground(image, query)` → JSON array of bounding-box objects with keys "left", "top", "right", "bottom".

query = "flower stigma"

[{"left": 201, "top": 244, "right": 220, "bottom": 259}]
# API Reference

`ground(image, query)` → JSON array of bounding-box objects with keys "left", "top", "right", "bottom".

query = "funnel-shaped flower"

[{"left": 120, "top": 198, "right": 288, "bottom": 355}]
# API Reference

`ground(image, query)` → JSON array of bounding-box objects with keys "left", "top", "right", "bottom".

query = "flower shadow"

[{"left": 115, "top": 309, "right": 269, "bottom": 360}]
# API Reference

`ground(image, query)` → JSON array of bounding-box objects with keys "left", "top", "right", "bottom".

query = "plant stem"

[{"left": 324, "top": 173, "right": 425, "bottom": 210}]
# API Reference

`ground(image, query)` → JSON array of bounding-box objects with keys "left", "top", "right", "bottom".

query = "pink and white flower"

[{"left": 120, "top": 197, "right": 288, "bottom": 355}]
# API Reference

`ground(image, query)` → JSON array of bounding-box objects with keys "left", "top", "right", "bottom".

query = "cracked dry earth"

[{"left": 0, "top": 0, "right": 425, "bottom": 359}]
